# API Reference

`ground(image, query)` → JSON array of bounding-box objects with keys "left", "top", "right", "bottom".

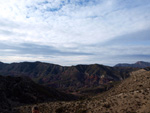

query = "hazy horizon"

[
  {"left": 0, "top": 0, "right": 150, "bottom": 66},
  {"left": 1, "top": 60, "right": 150, "bottom": 67}
]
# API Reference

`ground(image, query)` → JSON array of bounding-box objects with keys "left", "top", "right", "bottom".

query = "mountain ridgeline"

[
  {"left": 115, "top": 61, "right": 150, "bottom": 68},
  {"left": 0, "top": 61, "right": 138, "bottom": 92}
]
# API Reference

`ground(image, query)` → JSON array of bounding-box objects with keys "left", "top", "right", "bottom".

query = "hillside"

[
  {"left": 88, "top": 68, "right": 150, "bottom": 112},
  {"left": 0, "top": 62, "right": 138, "bottom": 93},
  {"left": 115, "top": 61, "right": 150, "bottom": 68},
  {"left": 0, "top": 75, "right": 76, "bottom": 113},
  {"left": 13, "top": 68, "right": 150, "bottom": 113}
]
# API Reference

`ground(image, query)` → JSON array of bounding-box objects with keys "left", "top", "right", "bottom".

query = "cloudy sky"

[{"left": 0, "top": 0, "right": 150, "bottom": 66}]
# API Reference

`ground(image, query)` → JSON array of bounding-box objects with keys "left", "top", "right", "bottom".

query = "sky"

[{"left": 0, "top": 0, "right": 150, "bottom": 66}]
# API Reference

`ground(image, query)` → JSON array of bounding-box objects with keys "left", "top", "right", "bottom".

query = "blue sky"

[{"left": 0, "top": 0, "right": 150, "bottom": 66}]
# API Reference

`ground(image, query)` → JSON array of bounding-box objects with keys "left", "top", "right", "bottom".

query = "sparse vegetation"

[
  {"left": 103, "top": 103, "right": 111, "bottom": 108},
  {"left": 75, "top": 109, "right": 87, "bottom": 113},
  {"left": 0, "top": 65, "right": 150, "bottom": 113}
]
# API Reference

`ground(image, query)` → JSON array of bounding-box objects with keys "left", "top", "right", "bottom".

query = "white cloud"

[
  {"left": 0, "top": 0, "right": 150, "bottom": 44},
  {"left": 0, "top": 0, "right": 150, "bottom": 65}
]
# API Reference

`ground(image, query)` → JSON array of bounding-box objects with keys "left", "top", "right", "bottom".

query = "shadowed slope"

[{"left": 0, "top": 75, "right": 77, "bottom": 113}]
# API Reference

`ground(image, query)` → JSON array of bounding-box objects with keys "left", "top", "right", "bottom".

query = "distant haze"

[{"left": 0, "top": 0, "right": 150, "bottom": 66}]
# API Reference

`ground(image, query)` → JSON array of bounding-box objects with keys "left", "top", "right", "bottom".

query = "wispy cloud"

[
  {"left": 0, "top": 42, "right": 93, "bottom": 56},
  {"left": 0, "top": 0, "right": 150, "bottom": 65}
]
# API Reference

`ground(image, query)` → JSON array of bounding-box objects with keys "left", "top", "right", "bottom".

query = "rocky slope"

[
  {"left": 115, "top": 61, "right": 150, "bottom": 68},
  {"left": 0, "top": 75, "right": 76, "bottom": 113},
  {"left": 13, "top": 68, "right": 150, "bottom": 113},
  {"left": 0, "top": 62, "right": 138, "bottom": 93}
]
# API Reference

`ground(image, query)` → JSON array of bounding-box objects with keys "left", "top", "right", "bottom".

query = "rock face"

[
  {"left": 115, "top": 61, "right": 150, "bottom": 68},
  {"left": 0, "top": 75, "right": 76, "bottom": 113},
  {"left": 0, "top": 62, "right": 138, "bottom": 92}
]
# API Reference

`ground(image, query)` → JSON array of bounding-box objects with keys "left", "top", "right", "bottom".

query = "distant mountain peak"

[
  {"left": 135, "top": 61, "right": 148, "bottom": 64},
  {"left": 115, "top": 61, "right": 150, "bottom": 68}
]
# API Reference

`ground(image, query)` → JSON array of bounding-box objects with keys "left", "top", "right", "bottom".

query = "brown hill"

[
  {"left": 87, "top": 68, "right": 150, "bottom": 113},
  {"left": 12, "top": 68, "right": 150, "bottom": 113}
]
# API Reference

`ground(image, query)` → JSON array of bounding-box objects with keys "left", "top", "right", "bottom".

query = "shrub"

[
  {"left": 56, "top": 107, "right": 65, "bottom": 113},
  {"left": 103, "top": 104, "right": 111, "bottom": 108},
  {"left": 75, "top": 109, "right": 87, "bottom": 113}
]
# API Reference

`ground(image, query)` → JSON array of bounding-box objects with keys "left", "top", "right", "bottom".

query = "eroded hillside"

[
  {"left": 0, "top": 62, "right": 138, "bottom": 93},
  {"left": 12, "top": 69, "right": 150, "bottom": 113}
]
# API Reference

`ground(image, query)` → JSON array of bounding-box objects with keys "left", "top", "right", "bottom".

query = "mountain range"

[
  {"left": 115, "top": 61, "right": 150, "bottom": 68},
  {"left": 0, "top": 61, "right": 139, "bottom": 93},
  {"left": 0, "top": 61, "right": 150, "bottom": 113}
]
